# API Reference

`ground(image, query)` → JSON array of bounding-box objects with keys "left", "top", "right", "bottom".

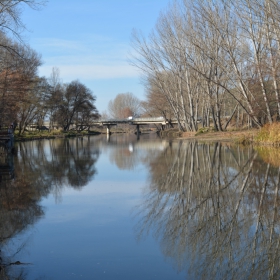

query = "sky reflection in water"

[{"left": 1, "top": 134, "right": 280, "bottom": 279}]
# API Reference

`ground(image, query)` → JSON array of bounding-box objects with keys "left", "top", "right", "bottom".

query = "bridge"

[
  {"left": 27, "top": 117, "right": 178, "bottom": 135},
  {"left": 91, "top": 117, "right": 175, "bottom": 135}
]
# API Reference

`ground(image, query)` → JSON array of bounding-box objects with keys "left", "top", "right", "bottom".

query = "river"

[{"left": 0, "top": 133, "right": 280, "bottom": 279}]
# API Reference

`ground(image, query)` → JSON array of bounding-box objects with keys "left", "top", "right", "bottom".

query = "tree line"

[
  {"left": 0, "top": 1, "right": 100, "bottom": 135},
  {"left": 130, "top": 0, "right": 280, "bottom": 131}
]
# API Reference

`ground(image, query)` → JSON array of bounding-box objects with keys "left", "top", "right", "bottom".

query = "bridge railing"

[
  {"left": 132, "top": 117, "right": 165, "bottom": 122},
  {"left": 95, "top": 117, "right": 166, "bottom": 123}
]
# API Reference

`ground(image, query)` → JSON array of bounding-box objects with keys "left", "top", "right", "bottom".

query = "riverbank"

[
  {"left": 12, "top": 126, "right": 280, "bottom": 146},
  {"left": 157, "top": 126, "right": 259, "bottom": 143},
  {"left": 178, "top": 129, "right": 258, "bottom": 143},
  {"left": 13, "top": 128, "right": 258, "bottom": 143},
  {"left": 13, "top": 130, "right": 101, "bottom": 142},
  {"left": 13, "top": 127, "right": 155, "bottom": 141}
]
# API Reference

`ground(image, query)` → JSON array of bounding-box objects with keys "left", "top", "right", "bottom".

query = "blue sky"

[{"left": 21, "top": 0, "right": 171, "bottom": 113}]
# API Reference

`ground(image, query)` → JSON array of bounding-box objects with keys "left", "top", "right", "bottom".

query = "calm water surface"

[{"left": 1, "top": 134, "right": 280, "bottom": 279}]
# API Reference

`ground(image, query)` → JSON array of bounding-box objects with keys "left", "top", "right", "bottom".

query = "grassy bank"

[
  {"left": 253, "top": 123, "right": 280, "bottom": 146},
  {"left": 174, "top": 123, "right": 280, "bottom": 146},
  {"left": 177, "top": 128, "right": 258, "bottom": 143}
]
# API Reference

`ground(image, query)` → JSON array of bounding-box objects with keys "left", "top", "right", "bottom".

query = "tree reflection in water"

[
  {"left": 0, "top": 137, "right": 99, "bottom": 279},
  {"left": 135, "top": 141, "right": 280, "bottom": 280},
  {"left": 106, "top": 133, "right": 163, "bottom": 170}
]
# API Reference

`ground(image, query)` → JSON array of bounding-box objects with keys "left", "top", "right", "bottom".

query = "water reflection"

[
  {"left": 0, "top": 153, "right": 14, "bottom": 182},
  {"left": 16, "top": 138, "right": 100, "bottom": 194},
  {"left": 98, "top": 133, "right": 168, "bottom": 170},
  {"left": 136, "top": 141, "right": 280, "bottom": 280},
  {"left": 3, "top": 135, "right": 280, "bottom": 279},
  {"left": 0, "top": 162, "right": 43, "bottom": 279},
  {"left": 0, "top": 137, "right": 100, "bottom": 279}
]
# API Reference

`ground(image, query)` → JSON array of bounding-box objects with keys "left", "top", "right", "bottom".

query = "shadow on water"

[
  {"left": 0, "top": 137, "right": 100, "bottom": 279},
  {"left": 135, "top": 141, "right": 280, "bottom": 280}
]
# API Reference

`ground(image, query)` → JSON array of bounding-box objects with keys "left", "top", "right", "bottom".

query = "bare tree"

[
  {"left": 45, "top": 67, "right": 63, "bottom": 131},
  {"left": 108, "top": 92, "right": 142, "bottom": 119},
  {"left": 17, "top": 76, "right": 48, "bottom": 135},
  {"left": 131, "top": 0, "right": 280, "bottom": 130},
  {"left": 0, "top": 40, "right": 42, "bottom": 127},
  {"left": 143, "top": 76, "right": 175, "bottom": 122},
  {"left": 0, "top": 0, "right": 46, "bottom": 41}
]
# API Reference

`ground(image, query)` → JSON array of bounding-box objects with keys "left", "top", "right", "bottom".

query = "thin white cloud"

[
  {"left": 34, "top": 36, "right": 128, "bottom": 55},
  {"left": 34, "top": 38, "right": 87, "bottom": 51},
  {"left": 35, "top": 36, "right": 140, "bottom": 80},
  {"left": 39, "top": 63, "right": 140, "bottom": 80}
]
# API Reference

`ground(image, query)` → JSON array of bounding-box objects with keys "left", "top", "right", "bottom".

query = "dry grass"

[
  {"left": 254, "top": 123, "right": 280, "bottom": 145},
  {"left": 179, "top": 123, "right": 280, "bottom": 146},
  {"left": 180, "top": 128, "right": 258, "bottom": 143}
]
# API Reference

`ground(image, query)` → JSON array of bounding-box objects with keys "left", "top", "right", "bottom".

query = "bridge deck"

[{"left": 92, "top": 117, "right": 171, "bottom": 126}]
